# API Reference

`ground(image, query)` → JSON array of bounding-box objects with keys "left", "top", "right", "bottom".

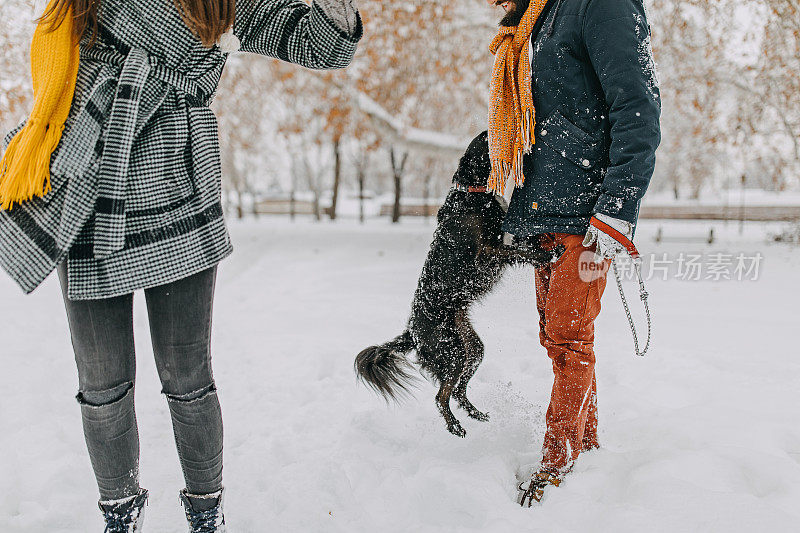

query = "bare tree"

[
  {"left": 330, "top": 137, "right": 342, "bottom": 220},
  {"left": 390, "top": 147, "right": 408, "bottom": 224},
  {"left": 291, "top": 135, "right": 332, "bottom": 221},
  {"left": 350, "top": 134, "right": 378, "bottom": 223}
]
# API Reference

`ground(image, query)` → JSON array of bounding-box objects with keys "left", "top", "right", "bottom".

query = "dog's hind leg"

[
  {"left": 453, "top": 309, "right": 489, "bottom": 422},
  {"left": 436, "top": 375, "right": 466, "bottom": 438},
  {"left": 420, "top": 341, "right": 467, "bottom": 438}
]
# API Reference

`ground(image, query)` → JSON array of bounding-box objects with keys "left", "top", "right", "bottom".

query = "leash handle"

[
  {"left": 590, "top": 217, "right": 640, "bottom": 259},
  {"left": 612, "top": 258, "right": 651, "bottom": 357}
]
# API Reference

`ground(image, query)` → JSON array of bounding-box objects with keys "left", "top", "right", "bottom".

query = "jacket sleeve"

[
  {"left": 235, "top": 0, "right": 362, "bottom": 70},
  {"left": 583, "top": 0, "right": 661, "bottom": 226}
]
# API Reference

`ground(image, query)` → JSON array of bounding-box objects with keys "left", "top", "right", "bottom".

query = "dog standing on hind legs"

[{"left": 354, "top": 132, "right": 562, "bottom": 437}]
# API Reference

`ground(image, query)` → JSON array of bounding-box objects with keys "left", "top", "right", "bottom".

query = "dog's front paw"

[{"left": 524, "top": 243, "right": 565, "bottom": 266}]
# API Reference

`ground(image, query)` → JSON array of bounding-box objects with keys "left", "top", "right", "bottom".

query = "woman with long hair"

[{"left": 0, "top": 0, "right": 361, "bottom": 530}]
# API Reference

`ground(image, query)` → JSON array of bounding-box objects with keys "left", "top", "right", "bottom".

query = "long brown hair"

[{"left": 41, "top": 0, "right": 236, "bottom": 47}]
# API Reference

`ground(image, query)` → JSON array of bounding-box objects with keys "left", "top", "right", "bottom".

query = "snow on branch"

[{"left": 348, "top": 87, "right": 471, "bottom": 156}]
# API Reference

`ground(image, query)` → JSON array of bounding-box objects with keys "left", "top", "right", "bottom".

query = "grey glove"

[
  {"left": 583, "top": 213, "right": 634, "bottom": 262},
  {"left": 316, "top": 0, "right": 359, "bottom": 35}
]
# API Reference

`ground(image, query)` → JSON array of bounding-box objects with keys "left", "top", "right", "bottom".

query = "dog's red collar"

[{"left": 452, "top": 182, "right": 488, "bottom": 193}]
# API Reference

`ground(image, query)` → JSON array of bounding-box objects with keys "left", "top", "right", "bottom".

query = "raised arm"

[{"left": 235, "top": 0, "right": 362, "bottom": 70}]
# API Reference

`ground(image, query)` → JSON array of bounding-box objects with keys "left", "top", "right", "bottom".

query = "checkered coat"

[{"left": 0, "top": 0, "right": 362, "bottom": 299}]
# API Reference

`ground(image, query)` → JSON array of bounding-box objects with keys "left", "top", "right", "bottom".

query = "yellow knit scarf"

[
  {"left": 0, "top": 0, "right": 80, "bottom": 210},
  {"left": 487, "top": 0, "right": 548, "bottom": 195}
]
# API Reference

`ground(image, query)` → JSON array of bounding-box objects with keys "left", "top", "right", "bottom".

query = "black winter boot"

[
  {"left": 179, "top": 488, "right": 227, "bottom": 532},
  {"left": 99, "top": 489, "right": 148, "bottom": 532}
]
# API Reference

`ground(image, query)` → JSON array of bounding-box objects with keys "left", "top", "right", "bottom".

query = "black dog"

[{"left": 355, "top": 131, "right": 561, "bottom": 437}]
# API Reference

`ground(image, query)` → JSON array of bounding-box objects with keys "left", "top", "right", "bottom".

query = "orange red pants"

[{"left": 535, "top": 233, "right": 609, "bottom": 473}]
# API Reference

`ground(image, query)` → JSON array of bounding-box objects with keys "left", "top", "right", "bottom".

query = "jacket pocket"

[
  {"left": 126, "top": 110, "right": 196, "bottom": 216},
  {"left": 537, "top": 111, "right": 604, "bottom": 169}
]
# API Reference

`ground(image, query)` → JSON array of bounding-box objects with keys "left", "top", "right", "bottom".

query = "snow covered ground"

[{"left": 1, "top": 218, "right": 798, "bottom": 532}]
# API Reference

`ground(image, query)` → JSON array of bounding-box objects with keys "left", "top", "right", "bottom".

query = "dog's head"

[{"left": 452, "top": 131, "right": 491, "bottom": 190}]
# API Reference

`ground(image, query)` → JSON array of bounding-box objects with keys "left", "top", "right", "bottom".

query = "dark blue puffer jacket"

[{"left": 503, "top": 0, "right": 662, "bottom": 237}]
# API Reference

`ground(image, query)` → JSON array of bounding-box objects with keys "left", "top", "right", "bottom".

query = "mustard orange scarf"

[
  {"left": 0, "top": 0, "right": 80, "bottom": 210},
  {"left": 487, "top": 0, "right": 548, "bottom": 195}
]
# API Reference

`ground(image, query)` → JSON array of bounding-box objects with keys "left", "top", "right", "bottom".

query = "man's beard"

[{"left": 499, "top": 0, "right": 531, "bottom": 27}]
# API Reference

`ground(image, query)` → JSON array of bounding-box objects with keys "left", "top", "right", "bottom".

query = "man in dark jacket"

[{"left": 487, "top": 0, "right": 661, "bottom": 505}]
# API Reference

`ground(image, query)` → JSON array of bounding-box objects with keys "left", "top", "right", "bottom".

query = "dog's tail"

[{"left": 355, "top": 330, "right": 417, "bottom": 401}]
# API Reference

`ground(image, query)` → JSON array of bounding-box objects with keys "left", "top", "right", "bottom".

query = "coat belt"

[
  {"left": 82, "top": 46, "right": 208, "bottom": 103},
  {"left": 81, "top": 46, "right": 208, "bottom": 258}
]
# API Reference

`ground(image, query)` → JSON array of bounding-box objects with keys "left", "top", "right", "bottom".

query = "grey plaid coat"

[{"left": 0, "top": 0, "right": 361, "bottom": 300}]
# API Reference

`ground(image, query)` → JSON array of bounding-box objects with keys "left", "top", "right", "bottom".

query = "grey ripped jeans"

[{"left": 58, "top": 264, "right": 223, "bottom": 500}]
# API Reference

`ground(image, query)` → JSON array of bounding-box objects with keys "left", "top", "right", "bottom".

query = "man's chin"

[
  {"left": 499, "top": 12, "right": 521, "bottom": 27},
  {"left": 498, "top": 0, "right": 530, "bottom": 27}
]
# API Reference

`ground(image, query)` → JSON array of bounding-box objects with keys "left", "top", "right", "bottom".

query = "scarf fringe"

[
  {"left": 514, "top": 149, "right": 525, "bottom": 189},
  {"left": 0, "top": 120, "right": 58, "bottom": 210},
  {"left": 487, "top": 160, "right": 511, "bottom": 196},
  {"left": 522, "top": 108, "right": 535, "bottom": 153}
]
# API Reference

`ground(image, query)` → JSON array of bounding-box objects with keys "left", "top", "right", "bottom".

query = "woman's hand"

[{"left": 315, "top": 0, "right": 359, "bottom": 35}]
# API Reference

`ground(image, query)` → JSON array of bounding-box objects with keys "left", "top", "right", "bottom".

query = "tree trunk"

[
  {"left": 312, "top": 186, "right": 321, "bottom": 222},
  {"left": 301, "top": 151, "right": 322, "bottom": 222},
  {"left": 245, "top": 178, "right": 259, "bottom": 219},
  {"left": 330, "top": 138, "right": 342, "bottom": 221},
  {"left": 739, "top": 174, "right": 746, "bottom": 235},
  {"left": 358, "top": 166, "right": 365, "bottom": 224},
  {"left": 392, "top": 174, "right": 401, "bottom": 223},
  {"left": 235, "top": 187, "right": 244, "bottom": 219},
  {"left": 290, "top": 164, "right": 296, "bottom": 221},
  {"left": 390, "top": 147, "right": 408, "bottom": 224}
]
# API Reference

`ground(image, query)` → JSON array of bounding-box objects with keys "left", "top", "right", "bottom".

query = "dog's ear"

[{"left": 453, "top": 131, "right": 491, "bottom": 187}]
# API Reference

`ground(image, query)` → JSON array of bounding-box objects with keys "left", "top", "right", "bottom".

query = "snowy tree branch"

[{"left": 343, "top": 84, "right": 471, "bottom": 156}]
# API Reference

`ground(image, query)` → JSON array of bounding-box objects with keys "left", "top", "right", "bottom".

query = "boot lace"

[
  {"left": 102, "top": 509, "right": 137, "bottom": 533},
  {"left": 187, "top": 506, "right": 223, "bottom": 533}
]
